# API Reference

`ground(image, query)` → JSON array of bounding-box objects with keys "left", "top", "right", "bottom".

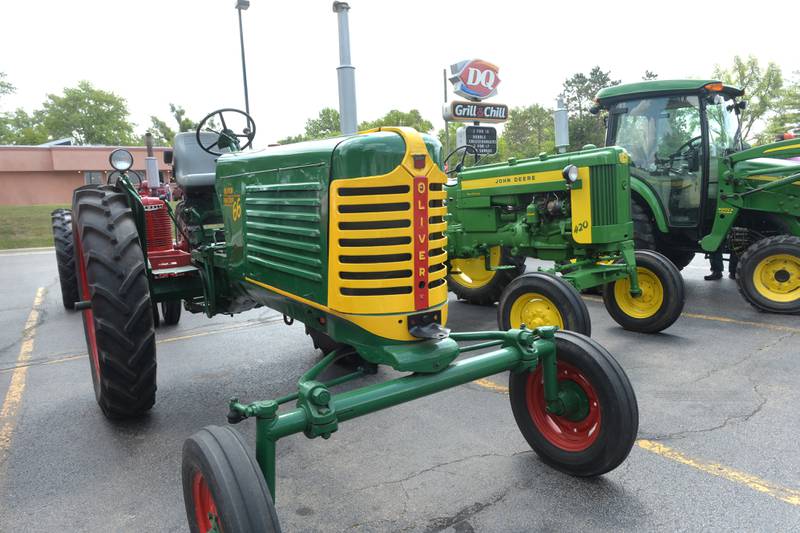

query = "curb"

[{"left": 0, "top": 246, "right": 55, "bottom": 255}]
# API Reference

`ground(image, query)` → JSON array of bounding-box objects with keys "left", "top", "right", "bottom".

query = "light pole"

[{"left": 236, "top": 0, "right": 251, "bottom": 115}]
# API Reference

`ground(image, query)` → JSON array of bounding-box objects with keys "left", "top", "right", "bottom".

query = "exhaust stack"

[{"left": 333, "top": 2, "right": 357, "bottom": 135}]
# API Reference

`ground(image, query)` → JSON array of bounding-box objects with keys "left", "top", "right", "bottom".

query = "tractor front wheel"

[
  {"left": 602, "top": 250, "right": 684, "bottom": 333},
  {"left": 51, "top": 208, "right": 80, "bottom": 309},
  {"left": 736, "top": 235, "right": 800, "bottom": 314},
  {"left": 497, "top": 273, "right": 591, "bottom": 336},
  {"left": 73, "top": 185, "right": 157, "bottom": 418},
  {"left": 449, "top": 246, "right": 525, "bottom": 305},
  {"left": 509, "top": 331, "right": 638, "bottom": 476},
  {"left": 182, "top": 426, "right": 281, "bottom": 533},
  {"left": 161, "top": 300, "right": 182, "bottom": 325}
]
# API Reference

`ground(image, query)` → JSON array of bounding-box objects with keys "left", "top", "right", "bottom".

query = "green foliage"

[
  {"left": 39, "top": 81, "right": 135, "bottom": 145},
  {"left": 358, "top": 109, "right": 433, "bottom": 133},
  {"left": 503, "top": 104, "right": 554, "bottom": 158},
  {"left": 146, "top": 103, "right": 198, "bottom": 146},
  {"left": 279, "top": 107, "right": 341, "bottom": 144},
  {"left": 0, "top": 72, "right": 13, "bottom": 100},
  {"left": 560, "top": 66, "right": 619, "bottom": 150},
  {"left": 759, "top": 72, "right": 800, "bottom": 143},
  {"left": 713, "top": 55, "right": 783, "bottom": 142},
  {"left": 1, "top": 109, "right": 49, "bottom": 145},
  {"left": 0, "top": 203, "right": 70, "bottom": 249},
  {"left": 642, "top": 71, "right": 659, "bottom": 81}
]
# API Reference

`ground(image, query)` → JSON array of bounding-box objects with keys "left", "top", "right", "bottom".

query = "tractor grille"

[
  {"left": 244, "top": 181, "right": 324, "bottom": 283},
  {"left": 328, "top": 170, "right": 448, "bottom": 313},
  {"left": 589, "top": 165, "right": 624, "bottom": 226}
]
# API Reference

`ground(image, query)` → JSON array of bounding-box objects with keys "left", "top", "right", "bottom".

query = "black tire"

[
  {"left": 602, "top": 250, "right": 685, "bottom": 333},
  {"left": 73, "top": 185, "right": 157, "bottom": 419},
  {"left": 509, "top": 330, "right": 638, "bottom": 477},
  {"left": 498, "top": 273, "right": 591, "bottom": 336},
  {"left": 161, "top": 300, "right": 182, "bottom": 325},
  {"left": 631, "top": 201, "right": 656, "bottom": 250},
  {"left": 736, "top": 235, "right": 800, "bottom": 314},
  {"left": 449, "top": 246, "right": 526, "bottom": 305},
  {"left": 305, "top": 327, "right": 372, "bottom": 370},
  {"left": 659, "top": 249, "right": 695, "bottom": 271},
  {"left": 51, "top": 208, "right": 80, "bottom": 309},
  {"left": 182, "top": 426, "right": 281, "bottom": 533}
]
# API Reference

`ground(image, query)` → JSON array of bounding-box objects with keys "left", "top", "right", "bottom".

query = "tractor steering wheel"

[
  {"left": 443, "top": 145, "right": 479, "bottom": 186},
  {"left": 196, "top": 108, "right": 256, "bottom": 156},
  {"left": 666, "top": 135, "right": 702, "bottom": 163}
]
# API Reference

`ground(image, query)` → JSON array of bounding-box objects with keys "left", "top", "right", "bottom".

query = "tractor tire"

[
  {"left": 161, "top": 300, "right": 182, "bottom": 325},
  {"left": 659, "top": 249, "right": 696, "bottom": 271},
  {"left": 73, "top": 185, "right": 157, "bottom": 419},
  {"left": 305, "top": 327, "right": 374, "bottom": 372},
  {"left": 449, "top": 246, "right": 526, "bottom": 306},
  {"left": 182, "top": 426, "right": 281, "bottom": 533},
  {"left": 736, "top": 235, "right": 800, "bottom": 314},
  {"left": 497, "top": 272, "right": 591, "bottom": 336},
  {"left": 602, "top": 250, "right": 685, "bottom": 333},
  {"left": 509, "top": 330, "right": 638, "bottom": 477},
  {"left": 51, "top": 208, "right": 80, "bottom": 310},
  {"left": 631, "top": 201, "right": 656, "bottom": 250}
]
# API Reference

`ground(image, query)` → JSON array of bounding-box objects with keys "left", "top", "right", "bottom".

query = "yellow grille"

[{"left": 328, "top": 164, "right": 448, "bottom": 314}]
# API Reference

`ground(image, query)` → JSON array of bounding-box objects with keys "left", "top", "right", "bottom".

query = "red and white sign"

[{"left": 449, "top": 59, "right": 501, "bottom": 101}]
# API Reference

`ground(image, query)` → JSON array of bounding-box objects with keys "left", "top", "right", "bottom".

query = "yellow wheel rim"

[
  {"left": 752, "top": 254, "right": 800, "bottom": 303},
  {"left": 450, "top": 246, "right": 501, "bottom": 289},
  {"left": 613, "top": 267, "right": 664, "bottom": 319},
  {"left": 509, "top": 292, "right": 564, "bottom": 329}
]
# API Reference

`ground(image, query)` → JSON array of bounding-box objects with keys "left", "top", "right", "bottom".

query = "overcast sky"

[{"left": 1, "top": 0, "right": 797, "bottom": 146}]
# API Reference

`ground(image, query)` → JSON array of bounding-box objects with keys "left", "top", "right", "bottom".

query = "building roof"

[{"left": 596, "top": 79, "right": 744, "bottom": 104}]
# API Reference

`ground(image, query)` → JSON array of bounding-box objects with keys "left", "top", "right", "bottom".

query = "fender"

[{"left": 630, "top": 176, "right": 668, "bottom": 233}]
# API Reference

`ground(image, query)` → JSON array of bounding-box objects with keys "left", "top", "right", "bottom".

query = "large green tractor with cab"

[
  {"left": 57, "top": 111, "right": 639, "bottom": 532},
  {"left": 593, "top": 80, "right": 800, "bottom": 313},
  {"left": 444, "top": 144, "right": 685, "bottom": 335}
]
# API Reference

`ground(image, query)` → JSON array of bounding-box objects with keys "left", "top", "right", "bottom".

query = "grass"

[{"left": 0, "top": 204, "right": 69, "bottom": 250}]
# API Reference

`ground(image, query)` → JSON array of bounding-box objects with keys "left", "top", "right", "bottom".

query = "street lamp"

[{"left": 235, "top": 0, "right": 250, "bottom": 115}]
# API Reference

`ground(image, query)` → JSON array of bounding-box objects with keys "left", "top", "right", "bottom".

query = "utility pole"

[
  {"left": 332, "top": 1, "right": 357, "bottom": 134},
  {"left": 236, "top": 0, "right": 251, "bottom": 115}
]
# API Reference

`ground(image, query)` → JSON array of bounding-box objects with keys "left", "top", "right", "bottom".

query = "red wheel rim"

[
  {"left": 526, "top": 361, "right": 601, "bottom": 452},
  {"left": 192, "top": 471, "right": 221, "bottom": 532},
  {"left": 74, "top": 229, "right": 100, "bottom": 381}
]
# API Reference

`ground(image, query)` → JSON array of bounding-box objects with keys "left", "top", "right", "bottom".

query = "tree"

[
  {"left": 642, "top": 70, "right": 659, "bottom": 80},
  {"left": 40, "top": 81, "right": 136, "bottom": 145},
  {"left": 147, "top": 103, "right": 198, "bottom": 145},
  {"left": 0, "top": 72, "right": 13, "bottom": 101},
  {"left": 358, "top": 109, "right": 433, "bottom": 132},
  {"left": 559, "top": 66, "right": 619, "bottom": 149},
  {"left": 279, "top": 107, "right": 341, "bottom": 144},
  {"left": 713, "top": 55, "right": 783, "bottom": 142},
  {"left": 760, "top": 72, "right": 800, "bottom": 143},
  {"left": 1, "top": 109, "right": 49, "bottom": 145},
  {"left": 503, "top": 104, "right": 554, "bottom": 158}
]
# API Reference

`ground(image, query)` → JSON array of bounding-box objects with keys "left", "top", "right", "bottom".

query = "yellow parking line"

[
  {"left": 469, "top": 378, "right": 800, "bottom": 507},
  {"left": 0, "top": 287, "right": 45, "bottom": 463},
  {"left": 582, "top": 295, "right": 800, "bottom": 334},
  {"left": 637, "top": 440, "right": 800, "bottom": 507}
]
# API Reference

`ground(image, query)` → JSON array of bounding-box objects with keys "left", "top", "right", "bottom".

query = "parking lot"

[{"left": 1, "top": 248, "right": 799, "bottom": 532}]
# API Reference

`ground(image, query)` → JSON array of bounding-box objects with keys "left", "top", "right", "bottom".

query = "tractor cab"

[{"left": 595, "top": 80, "right": 744, "bottom": 239}]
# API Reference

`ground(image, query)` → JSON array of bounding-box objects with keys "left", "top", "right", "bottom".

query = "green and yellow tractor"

[
  {"left": 63, "top": 111, "right": 638, "bottom": 532},
  {"left": 594, "top": 79, "right": 800, "bottom": 313},
  {"left": 444, "top": 144, "right": 685, "bottom": 335}
]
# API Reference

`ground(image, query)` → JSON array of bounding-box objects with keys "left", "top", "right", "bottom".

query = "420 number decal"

[{"left": 573, "top": 220, "right": 589, "bottom": 234}]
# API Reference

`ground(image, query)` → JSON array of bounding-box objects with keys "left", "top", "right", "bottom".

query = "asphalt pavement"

[{"left": 0, "top": 249, "right": 798, "bottom": 532}]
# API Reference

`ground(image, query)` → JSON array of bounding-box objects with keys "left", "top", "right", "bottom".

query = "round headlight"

[
  {"left": 109, "top": 149, "right": 134, "bottom": 171},
  {"left": 562, "top": 164, "right": 579, "bottom": 183}
]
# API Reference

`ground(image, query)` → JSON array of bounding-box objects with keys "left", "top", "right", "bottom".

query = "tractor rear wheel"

[
  {"left": 449, "top": 246, "right": 526, "bottom": 305},
  {"left": 660, "top": 249, "right": 695, "bottom": 271},
  {"left": 509, "top": 330, "right": 638, "bottom": 476},
  {"left": 602, "top": 250, "right": 684, "bottom": 333},
  {"left": 51, "top": 208, "right": 80, "bottom": 309},
  {"left": 736, "top": 235, "right": 800, "bottom": 314},
  {"left": 73, "top": 185, "right": 157, "bottom": 419},
  {"left": 497, "top": 273, "right": 591, "bottom": 336},
  {"left": 161, "top": 300, "right": 182, "bottom": 325},
  {"left": 182, "top": 426, "right": 281, "bottom": 533},
  {"left": 631, "top": 201, "right": 656, "bottom": 250}
]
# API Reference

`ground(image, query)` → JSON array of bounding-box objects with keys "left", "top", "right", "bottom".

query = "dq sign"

[{"left": 449, "top": 59, "right": 501, "bottom": 101}]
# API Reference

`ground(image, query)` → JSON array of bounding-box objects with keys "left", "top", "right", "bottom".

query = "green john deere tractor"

[
  {"left": 444, "top": 144, "right": 685, "bottom": 335},
  {"left": 61, "top": 111, "right": 638, "bottom": 532},
  {"left": 594, "top": 79, "right": 800, "bottom": 313}
]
